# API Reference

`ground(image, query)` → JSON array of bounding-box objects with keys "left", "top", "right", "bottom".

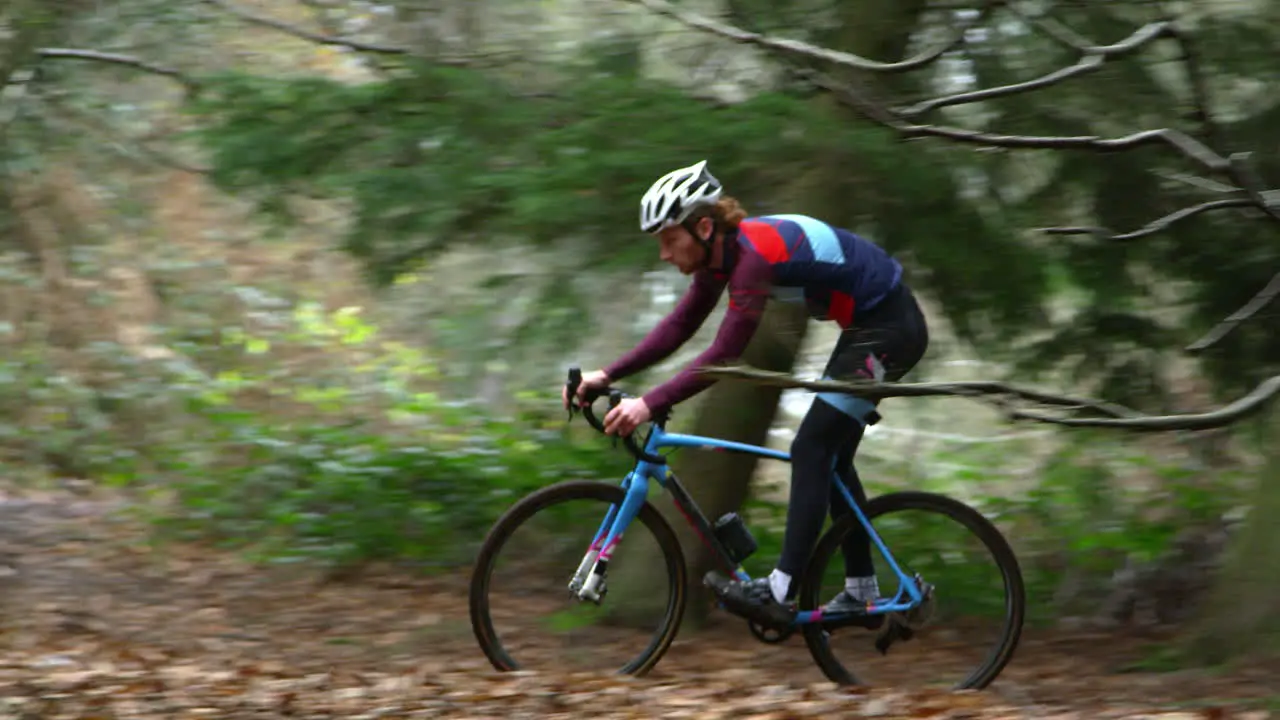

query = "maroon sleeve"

[
  {"left": 603, "top": 270, "right": 725, "bottom": 382},
  {"left": 641, "top": 249, "right": 772, "bottom": 413}
]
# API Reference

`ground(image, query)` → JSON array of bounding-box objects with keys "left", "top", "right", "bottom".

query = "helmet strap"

[{"left": 682, "top": 217, "right": 716, "bottom": 269}]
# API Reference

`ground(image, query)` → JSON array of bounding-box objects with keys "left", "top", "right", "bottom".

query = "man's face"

[{"left": 656, "top": 218, "right": 711, "bottom": 275}]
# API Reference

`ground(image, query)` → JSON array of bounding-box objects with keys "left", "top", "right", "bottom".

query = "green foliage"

[
  {"left": 1, "top": 291, "right": 631, "bottom": 569},
  {"left": 974, "top": 436, "right": 1245, "bottom": 624},
  {"left": 184, "top": 57, "right": 1051, "bottom": 355},
  {"left": 153, "top": 395, "right": 623, "bottom": 568},
  {"left": 159, "top": 306, "right": 634, "bottom": 567},
  {"left": 0, "top": 344, "right": 146, "bottom": 480}
]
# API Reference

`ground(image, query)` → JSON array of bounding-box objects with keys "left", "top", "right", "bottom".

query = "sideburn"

[{"left": 681, "top": 217, "right": 715, "bottom": 267}]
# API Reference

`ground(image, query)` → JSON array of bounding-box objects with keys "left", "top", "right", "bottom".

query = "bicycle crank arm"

[
  {"left": 749, "top": 620, "right": 795, "bottom": 644},
  {"left": 874, "top": 618, "right": 915, "bottom": 655}
]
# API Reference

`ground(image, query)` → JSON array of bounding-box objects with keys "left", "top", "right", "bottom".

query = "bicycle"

[{"left": 469, "top": 366, "right": 1025, "bottom": 688}]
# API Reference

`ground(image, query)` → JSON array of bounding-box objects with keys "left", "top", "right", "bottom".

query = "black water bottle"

[{"left": 713, "top": 512, "right": 759, "bottom": 565}]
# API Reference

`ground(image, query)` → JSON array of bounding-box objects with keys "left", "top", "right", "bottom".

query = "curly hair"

[{"left": 689, "top": 195, "right": 748, "bottom": 229}]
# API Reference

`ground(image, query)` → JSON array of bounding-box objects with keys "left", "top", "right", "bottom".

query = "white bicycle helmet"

[{"left": 639, "top": 160, "right": 724, "bottom": 234}]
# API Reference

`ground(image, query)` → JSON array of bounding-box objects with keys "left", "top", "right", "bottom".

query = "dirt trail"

[{"left": 0, "top": 488, "right": 1273, "bottom": 718}]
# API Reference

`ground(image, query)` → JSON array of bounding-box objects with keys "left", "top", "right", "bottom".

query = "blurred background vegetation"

[{"left": 2, "top": 0, "right": 1276, "bottom": 663}]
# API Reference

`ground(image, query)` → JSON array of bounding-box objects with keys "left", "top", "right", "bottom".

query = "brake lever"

[
  {"left": 608, "top": 389, "right": 624, "bottom": 450},
  {"left": 566, "top": 366, "right": 583, "bottom": 422}
]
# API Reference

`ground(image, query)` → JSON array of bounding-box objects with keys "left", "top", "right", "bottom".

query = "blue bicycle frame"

[{"left": 571, "top": 420, "right": 923, "bottom": 625}]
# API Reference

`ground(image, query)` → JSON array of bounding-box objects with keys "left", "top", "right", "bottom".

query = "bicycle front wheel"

[
  {"left": 469, "top": 480, "right": 688, "bottom": 676},
  {"left": 799, "top": 491, "right": 1025, "bottom": 690}
]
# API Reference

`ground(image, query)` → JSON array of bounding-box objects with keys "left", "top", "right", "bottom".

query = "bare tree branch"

[
  {"left": 198, "top": 0, "right": 522, "bottom": 68},
  {"left": 805, "top": 69, "right": 1233, "bottom": 173},
  {"left": 1228, "top": 151, "right": 1280, "bottom": 223},
  {"left": 623, "top": 0, "right": 983, "bottom": 74},
  {"left": 1163, "top": 22, "right": 1223, "bottom": 148},
  {"left": 698, "top": 365, "right": 1140, "bottom": 417},
  {"left": 1008, "top": 5, "right": 1154, "bottom": 56},
  {"left": 1041, "top": 197, "right": 1257, "bottom": 241},
  {"left": 199, "top": 0, "right": 410, "bottom": 55},
  {"left": 900, "top": 20, "right": 1172, "bottom": 118},
  {"left": 297, "top": 0, "right": 395, "bottom": 79},
  {"left": 901, "top": 54, "right": 1104, "bottom": 118},
  {"left": 908, "top": 13, "right": 1279, "bottom": 351},
  {"left": 1016, "top": 7, "right": 1222, "bottom": 149},
  {"left": 1187, "top": 272, "right": 1280, "bottom": 353},
  {"left": 994, "top": 9, "right": 1280, "bottom": 354},
  {"left": 1154, "top": 169, "right": 1239, "bottom": 194},
  {"left": 1009, "top": 375, "right": 1280, "bottom": 430},
  {"left": 35, "top": 48, "right": 196, "bottom": 89},
  {"left": 1168, "top": 154, "right": 1280, "bottom": 350},
  {"left": 699, "top": 365, "right": 1280, "bottom": 432},
  {"left": 642, "top": 0, "right": 1280, "bottom": 380},
  {"left": 629, "top": 0, "right": 1233, "bottom": 173}
]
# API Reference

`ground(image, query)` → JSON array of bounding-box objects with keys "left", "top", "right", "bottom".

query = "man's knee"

[
  {"left": 789, "top": 429, "right": 827, "bottom": 467},
  {"left": 791, "top": 423, "right": 848, "bottom": 479},
  {"left": 793, "top": 393, "right": 868, "bottom": 470},
  {"left": 815, "top": 392, "right": 882, "bottom": 426}
]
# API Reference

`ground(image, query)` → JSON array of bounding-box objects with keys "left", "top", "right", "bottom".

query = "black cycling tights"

[
  {"left": 774, "top": 282, "right": 929, "bottom": 590},
  {"left": 778, "top": 399, "right": 874, "bottom": 580}
]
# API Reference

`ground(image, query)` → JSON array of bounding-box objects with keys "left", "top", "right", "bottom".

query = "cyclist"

[{"left": 564, "top": 160, "right": 929, "bottom": 628}]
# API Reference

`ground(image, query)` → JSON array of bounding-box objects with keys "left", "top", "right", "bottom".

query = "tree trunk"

[
  {"left": 2, "top": 1, "right": 60, "bottom": 251},
  {"left": 1186, "top": 402, "right": 1280, "bottom": 663},
  {"left": 605, "top": 302, "right": 810, "bottom": 628},
  {"left": 2, "top": 3, "right": 35, "bottom": 72},
  {"left": 1, "top": 1, "right": 46, "bottom": 129}
]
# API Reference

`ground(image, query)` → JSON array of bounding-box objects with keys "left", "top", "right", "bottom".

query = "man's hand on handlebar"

[
  {"left": 565, "top": 366, "right": 667, "bottom": 465},
  {"left": 563, "top": 368, "right": 611, "bottom": 410},
  {"left": 603, "top": 396, "right": 651, "bottom": 438}
]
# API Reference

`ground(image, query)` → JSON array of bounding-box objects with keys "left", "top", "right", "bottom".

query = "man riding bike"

[{"left": 562, "top": 160, "right": 929, "bottom": 628}]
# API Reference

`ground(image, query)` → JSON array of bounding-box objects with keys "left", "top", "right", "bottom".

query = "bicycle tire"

[
  {"left": 468, "top": 480, "right": 688, "bottom": 676},
  {"left": 798, "top": 490, "right": 1025, "bottom": 689}
]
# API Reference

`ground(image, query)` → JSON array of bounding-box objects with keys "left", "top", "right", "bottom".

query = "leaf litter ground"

[{"left": 0, "top": 488, "right": 1274, "bottom": 719}]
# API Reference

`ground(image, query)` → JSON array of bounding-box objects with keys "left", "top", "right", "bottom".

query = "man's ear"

[{"left": 697, "top": 216, "right": 715, "bottom": 240}]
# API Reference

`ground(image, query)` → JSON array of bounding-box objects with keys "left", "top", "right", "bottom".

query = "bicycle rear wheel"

[
  {"left": 798, "top": 491, "right": 1025, "bottom": 689},
  {"left": 469, "top": 480, "right": 688, "bottom": 676}
]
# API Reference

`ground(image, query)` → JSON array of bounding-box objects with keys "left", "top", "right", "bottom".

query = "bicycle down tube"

[{"left": 572, "top": 419, "right": 923, "bottom": 623}]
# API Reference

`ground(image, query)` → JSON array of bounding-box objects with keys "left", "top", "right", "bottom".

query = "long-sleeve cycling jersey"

[{"left": 605, "top": 214, "right": 903, "bottom": 413}]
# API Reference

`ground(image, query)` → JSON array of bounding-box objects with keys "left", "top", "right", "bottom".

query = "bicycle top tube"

[
  {"left": 567, "top": 366, "right": 797, "bottom": 467},
  {"left": 645, "top": 423, "right": 791, "bottom": 464}
]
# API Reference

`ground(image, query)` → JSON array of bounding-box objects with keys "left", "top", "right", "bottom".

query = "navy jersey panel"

[{"left": 737, "top": 214, "right": 902, "bottom": 326}]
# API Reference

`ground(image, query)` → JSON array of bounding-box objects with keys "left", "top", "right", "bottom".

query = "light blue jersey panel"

[{"left": 766, "top": 214, "right": 846, "bottom": 264}]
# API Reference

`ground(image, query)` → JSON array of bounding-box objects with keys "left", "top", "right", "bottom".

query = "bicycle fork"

[{"left": 568, "top": 471, "right": 651, "bottom": 603}]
